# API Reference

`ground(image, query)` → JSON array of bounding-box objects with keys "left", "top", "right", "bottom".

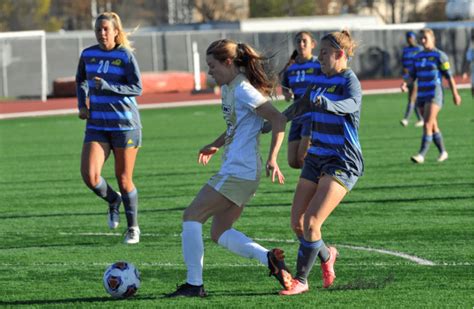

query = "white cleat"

[
  {"left": 124, "top": 226, "right": 140, "bottom": 244},
  {"left": 108, "top": 193, "right": 121, "bottom": 229},
  {"left": 414, "top": 120, "right": 424, "bottom": 127},
  {"left": 411, "top": 154, "right": 425, "bottom": 164},
  {"left": 400, "top": 119, "right": 409, "bottom": 127},
  {"left": 437, "top": 151, "right": 448, "bottom": 162}
]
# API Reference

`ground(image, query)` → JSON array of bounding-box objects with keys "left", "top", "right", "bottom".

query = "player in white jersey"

[{"left": 166, "top": 39, "right": 291, "bottom": 298}]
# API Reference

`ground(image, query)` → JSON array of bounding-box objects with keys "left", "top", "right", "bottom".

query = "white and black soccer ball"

[{"left": 103, "top": 261, "right": 141, "bottom": 299}]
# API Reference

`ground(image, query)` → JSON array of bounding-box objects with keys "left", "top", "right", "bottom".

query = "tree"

[
  {"left": 250, "top": 0, "right": 318, "bottom": 17},
  {"left": 0, "top": 0, "right": 63, "bottom": 32}
]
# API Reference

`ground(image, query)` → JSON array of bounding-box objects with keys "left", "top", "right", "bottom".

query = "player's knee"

[
  {"left": 116, "top": 174, "right": 133, "bottom": 192},
  {"left": 81, "top": 170, "right": 100, "bottom": 188},
  {"left": 291, "top": 223, "right": 304, "bottom": 237}
]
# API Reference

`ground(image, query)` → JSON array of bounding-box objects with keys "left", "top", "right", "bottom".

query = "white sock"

[
  {"left": 217, "top": 228, "right": 269, "bottom": 265},
  {"left": 182, "top": 221, "right": 204, "bottom": 286}
]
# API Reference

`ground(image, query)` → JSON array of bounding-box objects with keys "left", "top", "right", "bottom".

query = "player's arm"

[
  {"left": 75, "top": 56, "right": 89, "bottom": 119},
  {"left": 439, "top": 54, "right": 461, "bottom": 106},
  {"left": 198, "top": 132, "right": 226, "bottom": 165},
  {"left": 256, "top": 101, "right": 286, "bottom": 184},
  {"left": 319, "top": 76, "right": 362, "bottom": 115}
]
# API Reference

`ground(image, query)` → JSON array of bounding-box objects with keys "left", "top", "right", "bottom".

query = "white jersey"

[{"left": 219, "top": 74, "right": 268, "bottom": 180}]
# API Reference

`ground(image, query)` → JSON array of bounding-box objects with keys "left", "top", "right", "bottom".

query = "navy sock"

[
  {"left": 403, "top": 103, "right": 415, "bottom": 119},
  {"left": 419, "top": 134, "right": 432, "bottom": 156},
  {"left": 295, "top": 237, "right": 324, "bottom": 284},
  {"left": 122, "top": 188, "right": 138, "bottom": 228},
  {"left": 433, "top": 132, "right": 446, "bottom": 153},
  {"left": 92, "top": 177, "right": 118, "bottom": 204}
]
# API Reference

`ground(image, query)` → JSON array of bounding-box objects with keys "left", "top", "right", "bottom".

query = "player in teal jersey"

[
  {"left": 76, "top": 12, "right": 142, "bottom": 244},
  {"left": 280, "top": 31, "right": 321, "bottom": 168},
  {"left": 403, "top": 28, "right": 462, "bottom": 164},
  {"left": 278, "top": 30, "right": 362, "bottom": 296},
  {"left": 400, "top": 31, "right": 424, "bottom": 127}
]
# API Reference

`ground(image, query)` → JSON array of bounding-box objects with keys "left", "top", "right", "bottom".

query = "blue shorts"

[
  {"left": 84, "top": 129, "right": 142, "bottom": 148},
  {"left": 288, "top": 113, "right": 311, "bottom": 142},
  {"left": 300, "top": 154, "right": 359, "bottom": 191}
]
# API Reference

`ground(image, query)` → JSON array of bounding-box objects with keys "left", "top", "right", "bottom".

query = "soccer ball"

[{"left": 103, "top": 261, "right": 141, "bottom": 299}]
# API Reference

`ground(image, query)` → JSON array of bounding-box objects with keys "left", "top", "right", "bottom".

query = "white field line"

[
  {"left": 57, "top": 232, "right": 436, "bottom": 266},
  {"left": 2, "top": 82, "right": 470, "bottom": 119}
]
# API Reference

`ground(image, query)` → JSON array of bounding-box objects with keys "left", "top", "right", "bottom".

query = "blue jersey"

[
  {"left": 410, "top": 48, "right": 453, "bottom": 103},
  {"left": 282, "top": 56, "right": 321, "bottom": 100},
  {"left": 76, "top": 44, "right": 142, "bottom": 131},
  {"left": 307, "top": 69, "right": 364, "bottom": 176},
  {"left": 401, "top": 45, "right": 423, "bottom": 74}
]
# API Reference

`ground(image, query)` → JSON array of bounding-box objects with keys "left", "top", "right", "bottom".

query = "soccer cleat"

[
  {"left": 124, "top": 226, "right": 140, "bottom": 244},
  {"left": 414, "top": 120, "right": 424, "bottom": 127},
  {"left": 108, "top": 193, "right": 121, "bottom": 229},
  {"left": 267, "top": 248, "right": 293, "bottom": 290},
  {"left": 411, "top": 154, "right": 425, "bottom": 164},
  {"left": 279, "top": 279, "right": 309, "bottom": 296},
  {"left": 165, "top": 283, "right": 207, "bottom": 298},
  {"left": 437, "top": 151, "right": 448, "bottom": 162},
  {"left": 321, "top": 246, "right": 339, "bottom": 288},
  {"left": 400, "top": 119, "right": 409, "bottom": 127}
]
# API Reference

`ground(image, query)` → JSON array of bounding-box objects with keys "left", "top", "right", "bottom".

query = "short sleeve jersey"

[{"left": 219, "top": 74, "right": 268, "bottom": 180}]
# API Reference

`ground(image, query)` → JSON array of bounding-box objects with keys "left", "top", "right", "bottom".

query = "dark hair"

[
  {"left": 279, "top": 31, "right": 316, "bottom": 78},
  {"left": 206, "top": 39, "right": 274, "bottom": 95}
]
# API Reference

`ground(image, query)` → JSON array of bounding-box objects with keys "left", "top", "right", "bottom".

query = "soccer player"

[
  {"left": 400, "top": 31, "right": 424, "bottom": 127},
  {"left": 165, "top": 39, "right": 291, "bottom": 298},
  {"left": 280, "top": 31, "right": 322, "bottom": 168},
  {"left": 278, "top": 30, "right": 363, "bottom": 295},
  {"left": 404, "top": 28, "right": 462, "bottom": 164},
  {"left": 76, "top": 12, "right": 142, "bottom": 244}
]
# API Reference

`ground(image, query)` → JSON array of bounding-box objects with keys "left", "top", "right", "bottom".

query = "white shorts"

[{"left": 207, "top": 174, "right": 260, "bottom": 207}]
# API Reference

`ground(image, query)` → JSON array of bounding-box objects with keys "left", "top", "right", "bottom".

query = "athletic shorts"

[
  {"left": 288, "top": 113, "right": 311, "bottom": 142},
  {"left": 207, "top": 174, "right": 260, "bottom": 207},
  {"left": 416, "top": 85, "right": 443, "bottom": 108},
  {"left": 300, "top": 154, "right": 359, "bottom": 192},
  {"left": 84, "top": 129, "right": 142, "bottom": 148}
]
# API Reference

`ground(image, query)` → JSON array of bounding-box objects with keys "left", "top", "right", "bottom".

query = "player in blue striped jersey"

[
  {"left": 403, "top": 28, "right": 462, "bottom": 164},
  {"left": 280, "top": 31, "right": 321, "bottom": 169},
  {"left": 279, "top": 30, "right": 362, "bottom": 296},
  {"left": 400, "top": 31, "right": 423, "bottom": 127},
  {"left": 76, "top": 12, "right": 142, "bottom": 244}
]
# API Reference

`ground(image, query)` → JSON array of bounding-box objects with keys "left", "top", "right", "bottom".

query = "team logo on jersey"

[
  {"left": 90, "top": 58, "right": 97, "bottom": 63},
  {"left": 326, "top": 85, "right": 337, "bottom": 93},
  {"left": 112, "top": 59, "right": 122, "bottom": 66},
  {"left": 306, "top": 68, "right": 314, "bottom": 74},
  {"left": 428, "top": 57, "right": 435, "bottom": 61},
  {"left": 334, "top": 169, "right": 343, "bottom": 176},
  {"left": 127, "top": 139, "right": 134, "bottom": 144}
]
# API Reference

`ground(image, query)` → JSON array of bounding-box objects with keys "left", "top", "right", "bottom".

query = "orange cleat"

[
  {"left": 321, "top": 246, "right": 339, "bottom": 288},
  {"left": 279, "top": 279, "right": 309, "bottom": 296},
  {"left": 267, "top": 248, "right": 293, "bottom": 290}
]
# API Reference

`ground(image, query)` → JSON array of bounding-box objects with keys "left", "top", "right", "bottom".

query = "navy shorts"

[
  {"left": 416, "top": 85, "right": 443, "bottom": 108},
  {"left": 84, "top": 129, "right": 142, "bottom": 148},
  {"left": 300, "top": 154, "right": 359, "bottom": 191},
  {"left": 288, "top": 113, "right": 311, "bottom": 142}
]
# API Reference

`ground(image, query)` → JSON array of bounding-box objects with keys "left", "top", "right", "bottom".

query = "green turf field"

[{"left": 0, "top": 90, "right": 473, "bottom": 307}]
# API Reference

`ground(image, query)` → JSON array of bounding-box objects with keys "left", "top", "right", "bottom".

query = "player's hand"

[
  {"left": 453, "top": 93, "right": 462, "bottom": 106},
  {"left": 94, "top": 76, "right": 102, "bottom": 89},
  {"left": 266, "top": 160, "right": 284, "bottom": 184},
  {"left": 78, "top": 107, "right": 89, "bottom": 119},
  {"left": 400, "top": 82, "right": 408, "bottom": 92},
  {"left": 198, "top": 146, "right": 219, "bottom": 165}
]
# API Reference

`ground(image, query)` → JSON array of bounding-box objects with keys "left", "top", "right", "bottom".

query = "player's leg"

[
  {"left": 424, "top": 102, "right": 447, "bottom": 161},
  {"left": 412, "top": 102, "right": 441, "bottom": 163},
  {"left": 81, "top": 135, "right": 121, "bottom": 228},
  {"left": 411, "top": 82, "right": 424, "bottom": 126},
  {"left": 113, "top": 129, "right": 141, "bottom": 243},
  {"left": 401, "top": 84, "right": 416, "bottom": 126},
  {"left": 287, "top": 119, "right": 304, "bottom": 169},
  {"left": 282, "top": 175, "right": 346, "bottom": 295}
]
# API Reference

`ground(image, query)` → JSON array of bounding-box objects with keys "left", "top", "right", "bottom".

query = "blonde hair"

[
  {"left": 206, "top": 39, "right": 274, "bottom": 95},
  {"left": 321, "top": 30, "right": 357, "bottom": 58},
  {"left": 419, "top": 28, "right": 436, "bottom": 44},
  {"left": 95, "top": 12, "right": 134, "bottom": 51}
]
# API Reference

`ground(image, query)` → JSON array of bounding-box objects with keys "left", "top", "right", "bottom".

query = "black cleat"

[
  {"left": 267, "top": 248, "right": 293, "bottom": 290},
  {"left": 165, "top": 283, "right": 207, "bottom": 298}
]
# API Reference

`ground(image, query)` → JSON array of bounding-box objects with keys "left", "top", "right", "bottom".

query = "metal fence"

[{"left": 0, "top": 25, "right": 472, "bottom": 99}]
